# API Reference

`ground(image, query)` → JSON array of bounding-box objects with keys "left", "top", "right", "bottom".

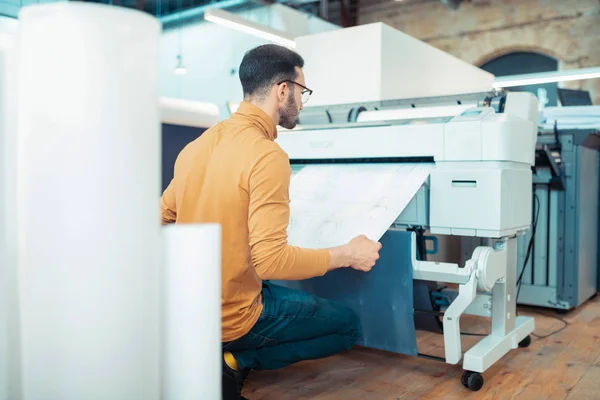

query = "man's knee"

[{"left": 338, "top": 305, "right": 362, "bottom": 349}]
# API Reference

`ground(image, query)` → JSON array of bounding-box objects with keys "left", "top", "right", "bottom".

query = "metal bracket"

[{"left": 410, "top": 233, "right": 535, "bottom": 372}]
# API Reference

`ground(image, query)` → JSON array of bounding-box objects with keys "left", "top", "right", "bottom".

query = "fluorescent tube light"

[
  {"left": 493, "top": 66, "right": 600, "bottom": 88},
  {"left": 356, "top": 104, "right": 477, "bottom": 122},
  {"left": 204, "top": 8, "right": 296, "bottom": 49}
]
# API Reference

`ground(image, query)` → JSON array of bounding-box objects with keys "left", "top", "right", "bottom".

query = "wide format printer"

[
  {"left": 454, "top": 100, "right": 600, "bottom": 312},
  {"left": 272, "top": 22, "right": 538, "bottom": 392}
]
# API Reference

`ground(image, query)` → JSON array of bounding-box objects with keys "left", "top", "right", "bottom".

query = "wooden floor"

[{"left": 243, "top": 295, "right": 600, "bottom": 399}]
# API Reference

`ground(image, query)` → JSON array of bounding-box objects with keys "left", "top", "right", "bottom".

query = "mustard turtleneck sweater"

[{"left": 160, "top": 101, "right": 330, "bottom": 342}]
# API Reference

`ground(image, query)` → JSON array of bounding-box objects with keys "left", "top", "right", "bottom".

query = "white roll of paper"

[
  {"left": 17, "top": 4, "right": 161, "bottom": 400},
  {"left": 160, "top": 97, "right": 220, "bottom": 128},
  {"left": 0, "top": 17, "right": 21, "bottom": 400},
  {"left": 163, "top": 224, "right": 222, "bottom": 400}
]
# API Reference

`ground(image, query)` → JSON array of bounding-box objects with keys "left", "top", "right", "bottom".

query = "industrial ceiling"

[{"left": 0, "top": 0, "right": 359, "bottom": 27}]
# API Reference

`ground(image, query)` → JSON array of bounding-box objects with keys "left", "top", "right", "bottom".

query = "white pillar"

[
  {"left": 163, "top": 224, "right": 222, "bottom": 400},
  {"left": 17, "top": 4, "right": 161, "bottom": 399},
  {"left": 0, "top": 16, "right": 21, "bottom": 400}
]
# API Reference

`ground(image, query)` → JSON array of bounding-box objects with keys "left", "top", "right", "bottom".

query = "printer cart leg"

[
  {"left": 411, "top": 234, "right": 535, "bottom": 391},
  {"left": 461, "top": 237, "right": 535, "bottom": 377}
]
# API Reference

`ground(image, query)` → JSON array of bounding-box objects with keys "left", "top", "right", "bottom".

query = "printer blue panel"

[{"left": 274, "top": 229, "right": 418, "bottom": 356}]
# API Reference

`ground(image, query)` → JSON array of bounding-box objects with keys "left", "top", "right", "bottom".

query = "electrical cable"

[
  {"left": 515, "top": 192, "right": 570, "bottom": 339},
  {"left": 516, "top": 193, "right": 540, "bottom": 303},
  {"left": 460, "top": 331, "right": 487, "bottom": 337},
  {"left": 531, "top": 312, "right": 569, "bottom": 339}
]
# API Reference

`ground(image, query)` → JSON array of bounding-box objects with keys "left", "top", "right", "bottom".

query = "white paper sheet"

[{"left": 287, "top": 163, "right": 433, "bottom": 248}]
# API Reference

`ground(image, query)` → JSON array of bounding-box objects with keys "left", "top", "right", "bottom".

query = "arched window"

[{"left": 480, "top": 51, "right": 559, "bottom": 108}]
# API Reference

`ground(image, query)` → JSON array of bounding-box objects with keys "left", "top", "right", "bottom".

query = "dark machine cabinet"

[{"left": 517, "top": 129, "right": 600, "bottom": 310}]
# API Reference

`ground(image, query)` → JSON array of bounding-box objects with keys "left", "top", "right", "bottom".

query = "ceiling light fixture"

[
  {"left": 204, "top": 8, "right": 296, "bottom": 49},
  {"left": 174, "top": 54, "right": 187, "bottom": 75},
  {"left": 173, "top": 0, "right": 187, "bottom": 76},
  {"left": 493, "top": 66, "right": 600, "bottom": 88}
]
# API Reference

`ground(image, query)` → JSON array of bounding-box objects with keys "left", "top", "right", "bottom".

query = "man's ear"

[{"left": 276, "top": 82, "right": 287, "bottom": 104}]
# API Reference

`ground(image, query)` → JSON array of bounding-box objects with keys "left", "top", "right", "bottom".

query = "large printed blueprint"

[{"left": 287, "top": 162, "right": 434, "bottom": 248}]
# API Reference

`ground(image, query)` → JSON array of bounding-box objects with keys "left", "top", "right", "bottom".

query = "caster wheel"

[
  {"left": 461, "top": 371, "right": 484, "bottom": 391},
  {"left": 519, "top": 335, "right": 532, "bottom": 348},
  {"left": 461, "top": 371, "right": 472, "bottom": 388}
]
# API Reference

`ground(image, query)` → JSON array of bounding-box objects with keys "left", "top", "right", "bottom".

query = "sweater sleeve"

[
  {"left": 248, "top": 149, "right": 330, "bottom": 280},
  {"left": 160, "top": 180, "right": 177, "bottom": 225}
]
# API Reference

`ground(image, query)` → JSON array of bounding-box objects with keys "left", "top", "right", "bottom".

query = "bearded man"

[{"left": 160, "top": 44, "right": 381, "bottom": 400}]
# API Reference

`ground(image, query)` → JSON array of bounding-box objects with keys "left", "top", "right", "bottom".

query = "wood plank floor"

[{"left": 242, "top": 295, "right": 600, "bottom": 399}]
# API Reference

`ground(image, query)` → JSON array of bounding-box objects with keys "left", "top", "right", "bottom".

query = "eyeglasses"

[{"left": 278, "top": 80, "right": 313, "bottom": 104}]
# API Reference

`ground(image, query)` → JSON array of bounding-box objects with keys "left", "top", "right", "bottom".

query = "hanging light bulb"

[{"left": 174, "top": 54, "right": 187, "bottom": 75}]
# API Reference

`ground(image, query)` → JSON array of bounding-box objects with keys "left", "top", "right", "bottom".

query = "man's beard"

[{"left": 278, "top": 94, "right": 299, "bottom": 129}]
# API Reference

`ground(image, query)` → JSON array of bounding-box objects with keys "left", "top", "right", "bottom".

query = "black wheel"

[
  {"left": 461, "top": 371, "right": 472, "bottom": 388},
  {"left": 519, "top": 335, "right": 532, "bottom": 348},
  {"left": 466, "top": 372, "right": 484, "bottom": 391}
]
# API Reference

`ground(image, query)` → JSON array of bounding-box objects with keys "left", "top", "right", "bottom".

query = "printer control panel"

[{"left": 451, "top": 107, "right": 495, "bottom": 122}]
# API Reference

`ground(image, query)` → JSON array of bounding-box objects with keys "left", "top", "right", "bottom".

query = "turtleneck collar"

[{"left": 231, "top": 101, "right": 278, "bottom": 141}]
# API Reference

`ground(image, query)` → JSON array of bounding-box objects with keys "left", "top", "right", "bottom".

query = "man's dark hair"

[{"left": 239, "top": 44, "right": 304, "bottom": 99}]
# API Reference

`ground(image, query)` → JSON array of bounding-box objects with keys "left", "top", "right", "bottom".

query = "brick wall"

[{"left": 358, "top": 0, "right": 600, "bottom": 104}]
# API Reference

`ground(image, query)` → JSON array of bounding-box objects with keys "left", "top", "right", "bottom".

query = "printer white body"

[
  {"left": 278, "top": 94, "right": 537, "bottom": 239},
  {"left": 274, "top": 23, "right": 537, "bottom": 391}
]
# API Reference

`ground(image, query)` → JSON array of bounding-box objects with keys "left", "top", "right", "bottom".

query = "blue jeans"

[{"left": 222, "top": 281, "right": 361, "bottom": 370}]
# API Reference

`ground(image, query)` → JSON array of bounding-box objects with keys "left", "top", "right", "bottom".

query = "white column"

[
  {"left": 163, "top": 224, "right": 222, "bottom": 400},
  {"left": 17, "top": 4, "right": 161, "bottom": 400},
  {"left": 0, "top": 16, "right": 21, "bottom": 400}
]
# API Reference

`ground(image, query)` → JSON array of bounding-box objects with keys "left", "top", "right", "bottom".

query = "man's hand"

[
  {"left": 346, "top": 235, "right": 382, "bottom": 271},
  {"left": 328, "top": 235, "right": 382, "bottom": 272}
]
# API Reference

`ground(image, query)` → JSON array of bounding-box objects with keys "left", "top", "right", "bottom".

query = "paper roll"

[
  {"left": 160, "top": 97, "right": 220, "bottom": 128},
  {"left": 0, "top": 18, "right": 21, "bottom": 400},
  {"left": 163, "top": 224, "right": 221, "bottom": 400},
  {"left": 17, "top": 4, "right": 161, "bottom": 400}
]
